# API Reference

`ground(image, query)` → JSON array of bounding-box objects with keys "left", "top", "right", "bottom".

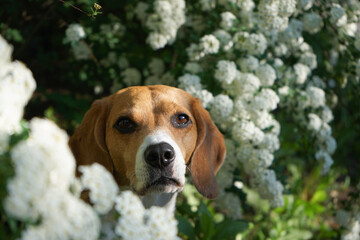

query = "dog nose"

[{"left": 144, "top": 142, "right": 175, "bottom": 168}]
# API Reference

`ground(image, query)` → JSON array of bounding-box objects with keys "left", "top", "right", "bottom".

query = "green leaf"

[
  {"left": 310, "top": 190, "right": 326, "bottom": 204},
  {"left": 212, "top": 219, "right": 249, "bottom": 240},
  {"left": 176, "top": 214, "right": 195, "bottom": 240},
  {"left": 198, "top": 203, "right": 215, "bottom": 240}
]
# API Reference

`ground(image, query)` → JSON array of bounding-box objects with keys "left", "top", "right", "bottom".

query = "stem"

[{"left": 58, "top": 0, "right": 89, "bottom": 16}]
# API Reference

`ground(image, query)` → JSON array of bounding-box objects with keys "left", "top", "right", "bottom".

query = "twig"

[{"left": 58, "top": 0, "right": 89, "bottom": 16}]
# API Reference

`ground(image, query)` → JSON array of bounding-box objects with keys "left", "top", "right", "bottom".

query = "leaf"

[
  {"left": 176, "top": 214, "right": 195, "bottom": 240},
  {"left": 212, "top": 219, "right": 249, "bottom": 240},
  {"left": 310, "top": 190, "right": 326, "bottom": 204},
  {"left": 198, "top": 203, "right": 215, "bottom": 240}
]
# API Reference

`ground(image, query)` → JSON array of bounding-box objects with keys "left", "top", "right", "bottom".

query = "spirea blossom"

[
  {"left": 145, "top": 0, "right": 186, "bottom": 49},
  {"left": 255, "top": 64, "right": 277, "bottom": 87},
  {"left": 213, "top": 30, "right": 233, "bottom": 51},
  {"left": 65, "top": 23, "right": 86, "bottom": 42},
  {"left": 4, "top": 118, "right": 101, "bottom": 239},
  {"left": 303, "top": 13, "right": 324, "bottom": 34},
  {"left": 199, "top": 34, "right": 220, "bottom": 55},
  {"left": 0, "top": 35, "right": 12, "bottom": 64},
  {"left": 0, "top": 61, "right": 36, "bottom": 134},
  {"left": 79, "top": 163, "right": 119, "bottom": 214},
  {"left": 330, "top": 4, "right": 347, "bottom": 27},
  {"left": 234, "top": 32, "right": 267, "bottom": 55},
  {"left": 294, "top": 63, "right": 311, "bottom": 84},
  {"left": 214, "top": 60, "right": 238, "bottom": 85},
  {"left": 115, "top": 191, "right": 179, "bottom": 240},
  {"left": 237, "top": 55, "right": 259, "bottom": 72},
  {"left": 306, "top": 86, "right": 325, "bottom": 108},
  {"left": 210, "top": 94, "right": 234, "bottom": 124},
  {"left": 220, "top": 12, "right": 237, "bottom": 30},
  {"left": 121, "top": 68, "right": 142, "bottom": 86}
]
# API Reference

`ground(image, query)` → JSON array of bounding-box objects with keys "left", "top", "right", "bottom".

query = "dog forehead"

[{"left": 112, "top": 85, "right": 193, "bottom": 114}]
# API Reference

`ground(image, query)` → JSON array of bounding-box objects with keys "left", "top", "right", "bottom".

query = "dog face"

[{"left": 69, "top": 85, "right": 225, "bottom": 199}]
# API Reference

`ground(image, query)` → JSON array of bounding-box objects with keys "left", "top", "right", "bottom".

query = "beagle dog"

[{"left": 69, "top": 85, "right": 225, "bottom": 211}]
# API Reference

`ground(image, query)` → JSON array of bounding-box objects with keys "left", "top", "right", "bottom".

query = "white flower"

[
  {"left": 134, "top": 2, "right": 150, "bottom": 23},
  {"left": 330, "top": 4, "right": 347, "bottom": 27},
  {"left": 200, "top": 0, "right": 216, "bottom": 11},
  {"left": 193, "top": 89, "right": 214, "bottom": 109},
  {"left": 72, "top": 41, "right": 91, "bottom": 60},
  {"left": 300, "top": 52, "right": 317, "bottom": 70},
  {"left": 306, "top": 86, "right": 326, "bottom": 108},
  {"left": 234, "top": 32, "right": 267, "bottom": 55},
  {"left": 279, "top": 19, "right": 303, "bottom": 44},
  {"left": 237, "top": 55, "right": 259, "bottom": 72},
  {"left": 315, "top": 150, "right": 333, "bottom": 174},
  {"left": 227, "top": 73, "right": 260, "bottom": 96},
  {"left": 115, "top": 191, "right": 179, "bottom": 240},
  {"left": 307, "top": 113, "right": 322, "bottom": 132},
  {"left": 321, "top": 106, "right": 334, "bottom": 123},
  {"left": 251, "top": 88, "right": 280, "bottom": 111},
  {"left": 178, "top": 74, "right": 202, "bottom": 93},
  {"left": 199, "top": 34, "right": 220, "bottom": 55},
  {"left": 342, "top": 23, "right": 358, "bottom": 37},
  {"left": 294, "top": 63, "right": 311, "bottom": 84},
  {"left": 184, "top": 62, "right": 203, "bottom": 74},
  {"left": 0, "top": 61, "right": 36, "bottom": 134},
  {"left": 278, "top": 0, "right": 296, "bottom": 17},
  {"left": 232, "top": 120, "right": 264, "bottom": 145},
  {"left": 299, "top": 0, "right": 313, "bottom": 10},
  {"left": 213, "top": 29, "right": 233, "bottom": 51},
  {"left": 250, "top": 110, "right": 273, "bottom": 130},
  {"left": 147, "top": 32, "right": 169, "bottom": 50},
  {"left": 260, "top": 133, "right": 280, "bottom": 152},
  {"left": 148, "top": 58, "right": 165, "bottom": 76},
  {"left": 65, "top": 23, "right": 86, "bottom": 42},
  {"left": 303, "top": 13, "right": 323, "bottom": 34},
  {"left": 121, "top": 68, "right": 142, "bottom": 86},
  {"left": 214, "top": 60, "right": 238, "bottom": 85},
  {"left": 220, "top": 12, "right": 237, "bottom": 30},
  {"left": 0, "top": 35, "right": 13, "bottom": 64},
  {"left": 79, "top": 163, "right": 119, "bottom": 215},
  {"left": 255, "top": 64, "right": 277, "bottom": 87},
  {"left": 250, "top": 169, "right": 284, "bottom": 207},
  {"left": 210, "top": 94, "right": 234, "bottom": 124}
]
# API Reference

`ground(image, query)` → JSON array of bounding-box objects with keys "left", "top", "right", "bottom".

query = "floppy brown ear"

[
  {"left": 189, "top": 98, "right": 226, "bottom": 199},
  {"left": 69, "top": 97, "right": 114, "bottom": 174}
]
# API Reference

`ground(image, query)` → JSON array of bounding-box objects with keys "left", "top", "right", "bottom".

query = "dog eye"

[
  {"left": 172, "top": 113, "right": 191, "bottom": 128},
  {"left": 114, "top": 117, "right": 137, "bottom": 133}
]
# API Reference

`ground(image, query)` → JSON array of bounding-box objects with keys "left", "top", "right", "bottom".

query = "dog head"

[{"left": 69, "top": 85, "right": 225, "bottom": 199}]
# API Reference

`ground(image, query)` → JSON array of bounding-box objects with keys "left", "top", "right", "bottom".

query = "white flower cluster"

[
  {"left": 257, "top": 0, "right": 297, "bottom": 32},
  {"left": 144, "top": 58, "right": 176, "bottom": 86},
  {"left": 79, "top": 163, "right": 119, "bottom": 214},
  {"left": 115, "top": 191, "right": 179, "bottom": 240},
  {"left": 178, "top": 73, "right": 214, "bottom": 108},
  {"left": 1, "top": 36, "right": 180, "bottom": 239},
  {"left": 187, "top": 34, "right": 220, "bottom": 61},
  {"left": 64, "top": 23, "right": 91, "bottom": 60},
  {"left": 0, "top": 36, "right": 36, "bottom": 154},
  {"left": 233, "top": 32, "right": 268, "bottom": 56},
  {"left": 65, "top": 23, "right": 86, "bottom": 42},
  {"left": 211, "top": 57, "right": 283, "bottom": 207},
  {"left": 337, "top": 209, "right": 360, "bottom": 240},
  {"left": 4, "top": 118, "right": 100, "bottom": 240},
  {"left": 144, "top": 0, "right": 186, "bottom": 50}
]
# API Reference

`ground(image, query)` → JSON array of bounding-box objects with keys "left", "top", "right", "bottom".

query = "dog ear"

[
  {"left": 189, "top": 98, "right": 226, "bottom": 199},
  {"left": 69, "top": 97, "right": 114, "bottom": 174}
]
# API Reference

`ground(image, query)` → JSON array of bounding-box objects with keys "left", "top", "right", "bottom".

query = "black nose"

[{"left": 144, "top": 142, "right": 175, "bottom": 168}]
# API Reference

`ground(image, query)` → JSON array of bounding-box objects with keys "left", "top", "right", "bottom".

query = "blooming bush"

[{"left": 1, "top": 0, "right": 360, "bottom": 239}]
